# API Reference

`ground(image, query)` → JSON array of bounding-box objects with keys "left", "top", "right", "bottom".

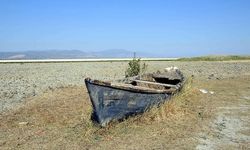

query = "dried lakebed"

[
  {"left": 195, "top": 76, "right": 250, "bottom": 149},
  {"left": 0, "top": 61, "right": 250, "bottom": 149},
  {"left": 1, "top": 61, "right": 250, "bottom": 113}
]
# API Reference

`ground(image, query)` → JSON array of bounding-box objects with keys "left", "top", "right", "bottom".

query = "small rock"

[
  {"left": 18, "top": 122, "right": 29, "bottom": 125},
  {"left": 165, "top": 66, "right": 179, "bottom": 72},
  {"left": 32, "top": 90, "right": 36, "bottom": 96},
  {"left": 208, "top": 74, "right": 214, "bottom": 79},
  {"left": 199, "top": 89, "right": 208, "bottom": 94},
  {"left": 0, "top": 141, "right": 6, "bottom": 146},
  {"left": 199, "top": 89, "right": 215, "bottom": 94},
  {"left": 209, "top": 91, "right": 215, "bottom": 94},
  {"left": 242, "top": 96, "right": 250, "bottom": 100}
]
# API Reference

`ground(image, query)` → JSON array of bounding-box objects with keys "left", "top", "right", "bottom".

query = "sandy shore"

[{"left": 1, "top": 60, "right": 250, "bottom": 113}]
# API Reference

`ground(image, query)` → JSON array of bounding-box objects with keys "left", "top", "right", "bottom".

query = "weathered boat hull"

[{"left": 85, "top": 79, "right": 170, "bottom": 126}]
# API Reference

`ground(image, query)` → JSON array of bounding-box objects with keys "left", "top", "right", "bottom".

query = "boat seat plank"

[
  {"left": 111, "top": 83, "right": 176, "bottom": 94},
  {"left": 131, "top": 80, "right": 178, "bottom": 89}
]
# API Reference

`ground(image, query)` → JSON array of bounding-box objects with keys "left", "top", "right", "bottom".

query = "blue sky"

[{"left": 0, "top": 0, "right": 250, "bottom": 57}]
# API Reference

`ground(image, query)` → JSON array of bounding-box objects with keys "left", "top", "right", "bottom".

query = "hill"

[{"left": 0, "top": 49, "right": 138, "bottom": 60}]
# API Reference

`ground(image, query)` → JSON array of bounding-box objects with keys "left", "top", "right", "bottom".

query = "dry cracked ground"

[{"left": 0, "top": 61, "right": 250, "bottom": 149}]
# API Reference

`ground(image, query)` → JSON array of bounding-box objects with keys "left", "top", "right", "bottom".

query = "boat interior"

[
  {"left": 85, "top": 71, "right": 184, "bottom": 93},
  {"left": 128, "top": 73, "right": 182, "bottom": 90}
]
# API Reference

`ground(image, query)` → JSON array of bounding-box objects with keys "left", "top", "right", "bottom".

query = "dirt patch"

[
  {"left": 0, "top": 86, "right": 92, "bottom": 149},
  {"left": 196, "top": 76, "right": 250, "bottom": 150}
]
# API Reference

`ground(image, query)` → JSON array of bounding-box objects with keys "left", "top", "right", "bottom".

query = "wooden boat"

[{"left": 85, "top": 67, "right": 184, "bottom": 126}]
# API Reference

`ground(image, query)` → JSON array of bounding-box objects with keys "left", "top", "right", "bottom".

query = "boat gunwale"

[{"left": 85, "top": 78, "right": 180, "bottom": 94}]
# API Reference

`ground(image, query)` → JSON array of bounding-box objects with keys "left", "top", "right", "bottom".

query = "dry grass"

[
  {"left": 0, "top": 76, "right": 207, "bottom": 149},
  {"left": 0, "top": 86, "right": 93, "bottom": 149},
  {"left": 129, "top": 77, "right": 196, "bottom": 124}
]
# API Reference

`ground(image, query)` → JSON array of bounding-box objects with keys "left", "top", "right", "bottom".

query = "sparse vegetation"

[
  {"left": 130, "top": 76, "right": 197, "bottom": 125},
  {"left": 125, "top": 53, "right": 148, "bottom": 77},
  {"left": 178, "top": 55, "right": 250, "bottom": 61}
]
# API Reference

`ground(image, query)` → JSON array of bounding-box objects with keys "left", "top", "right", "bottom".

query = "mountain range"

[{"left": 0, "top": 49, "right": 161, "bottom": 60}]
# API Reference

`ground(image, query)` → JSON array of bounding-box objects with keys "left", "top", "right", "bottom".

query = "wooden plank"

[
  {"left": 152, "top": 74, "right": 183, "bottom": 80},
  {"left": 85, "top": 78, "right": 175, "bottom": 94},
  {"left": 110, "top": 83, "right": 175, "bottom": 94},
  {"left": 132, "top": 80, "right": 178, "bottom": 89}
]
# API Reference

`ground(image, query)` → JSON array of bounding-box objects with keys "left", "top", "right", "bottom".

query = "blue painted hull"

[{"left": 85, "top": 79, "right": 170, "bottom": 126}]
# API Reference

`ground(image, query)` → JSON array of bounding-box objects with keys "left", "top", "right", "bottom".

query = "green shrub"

[{"left": 125, "top": 54, "right": 147, "bottom": 77}]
